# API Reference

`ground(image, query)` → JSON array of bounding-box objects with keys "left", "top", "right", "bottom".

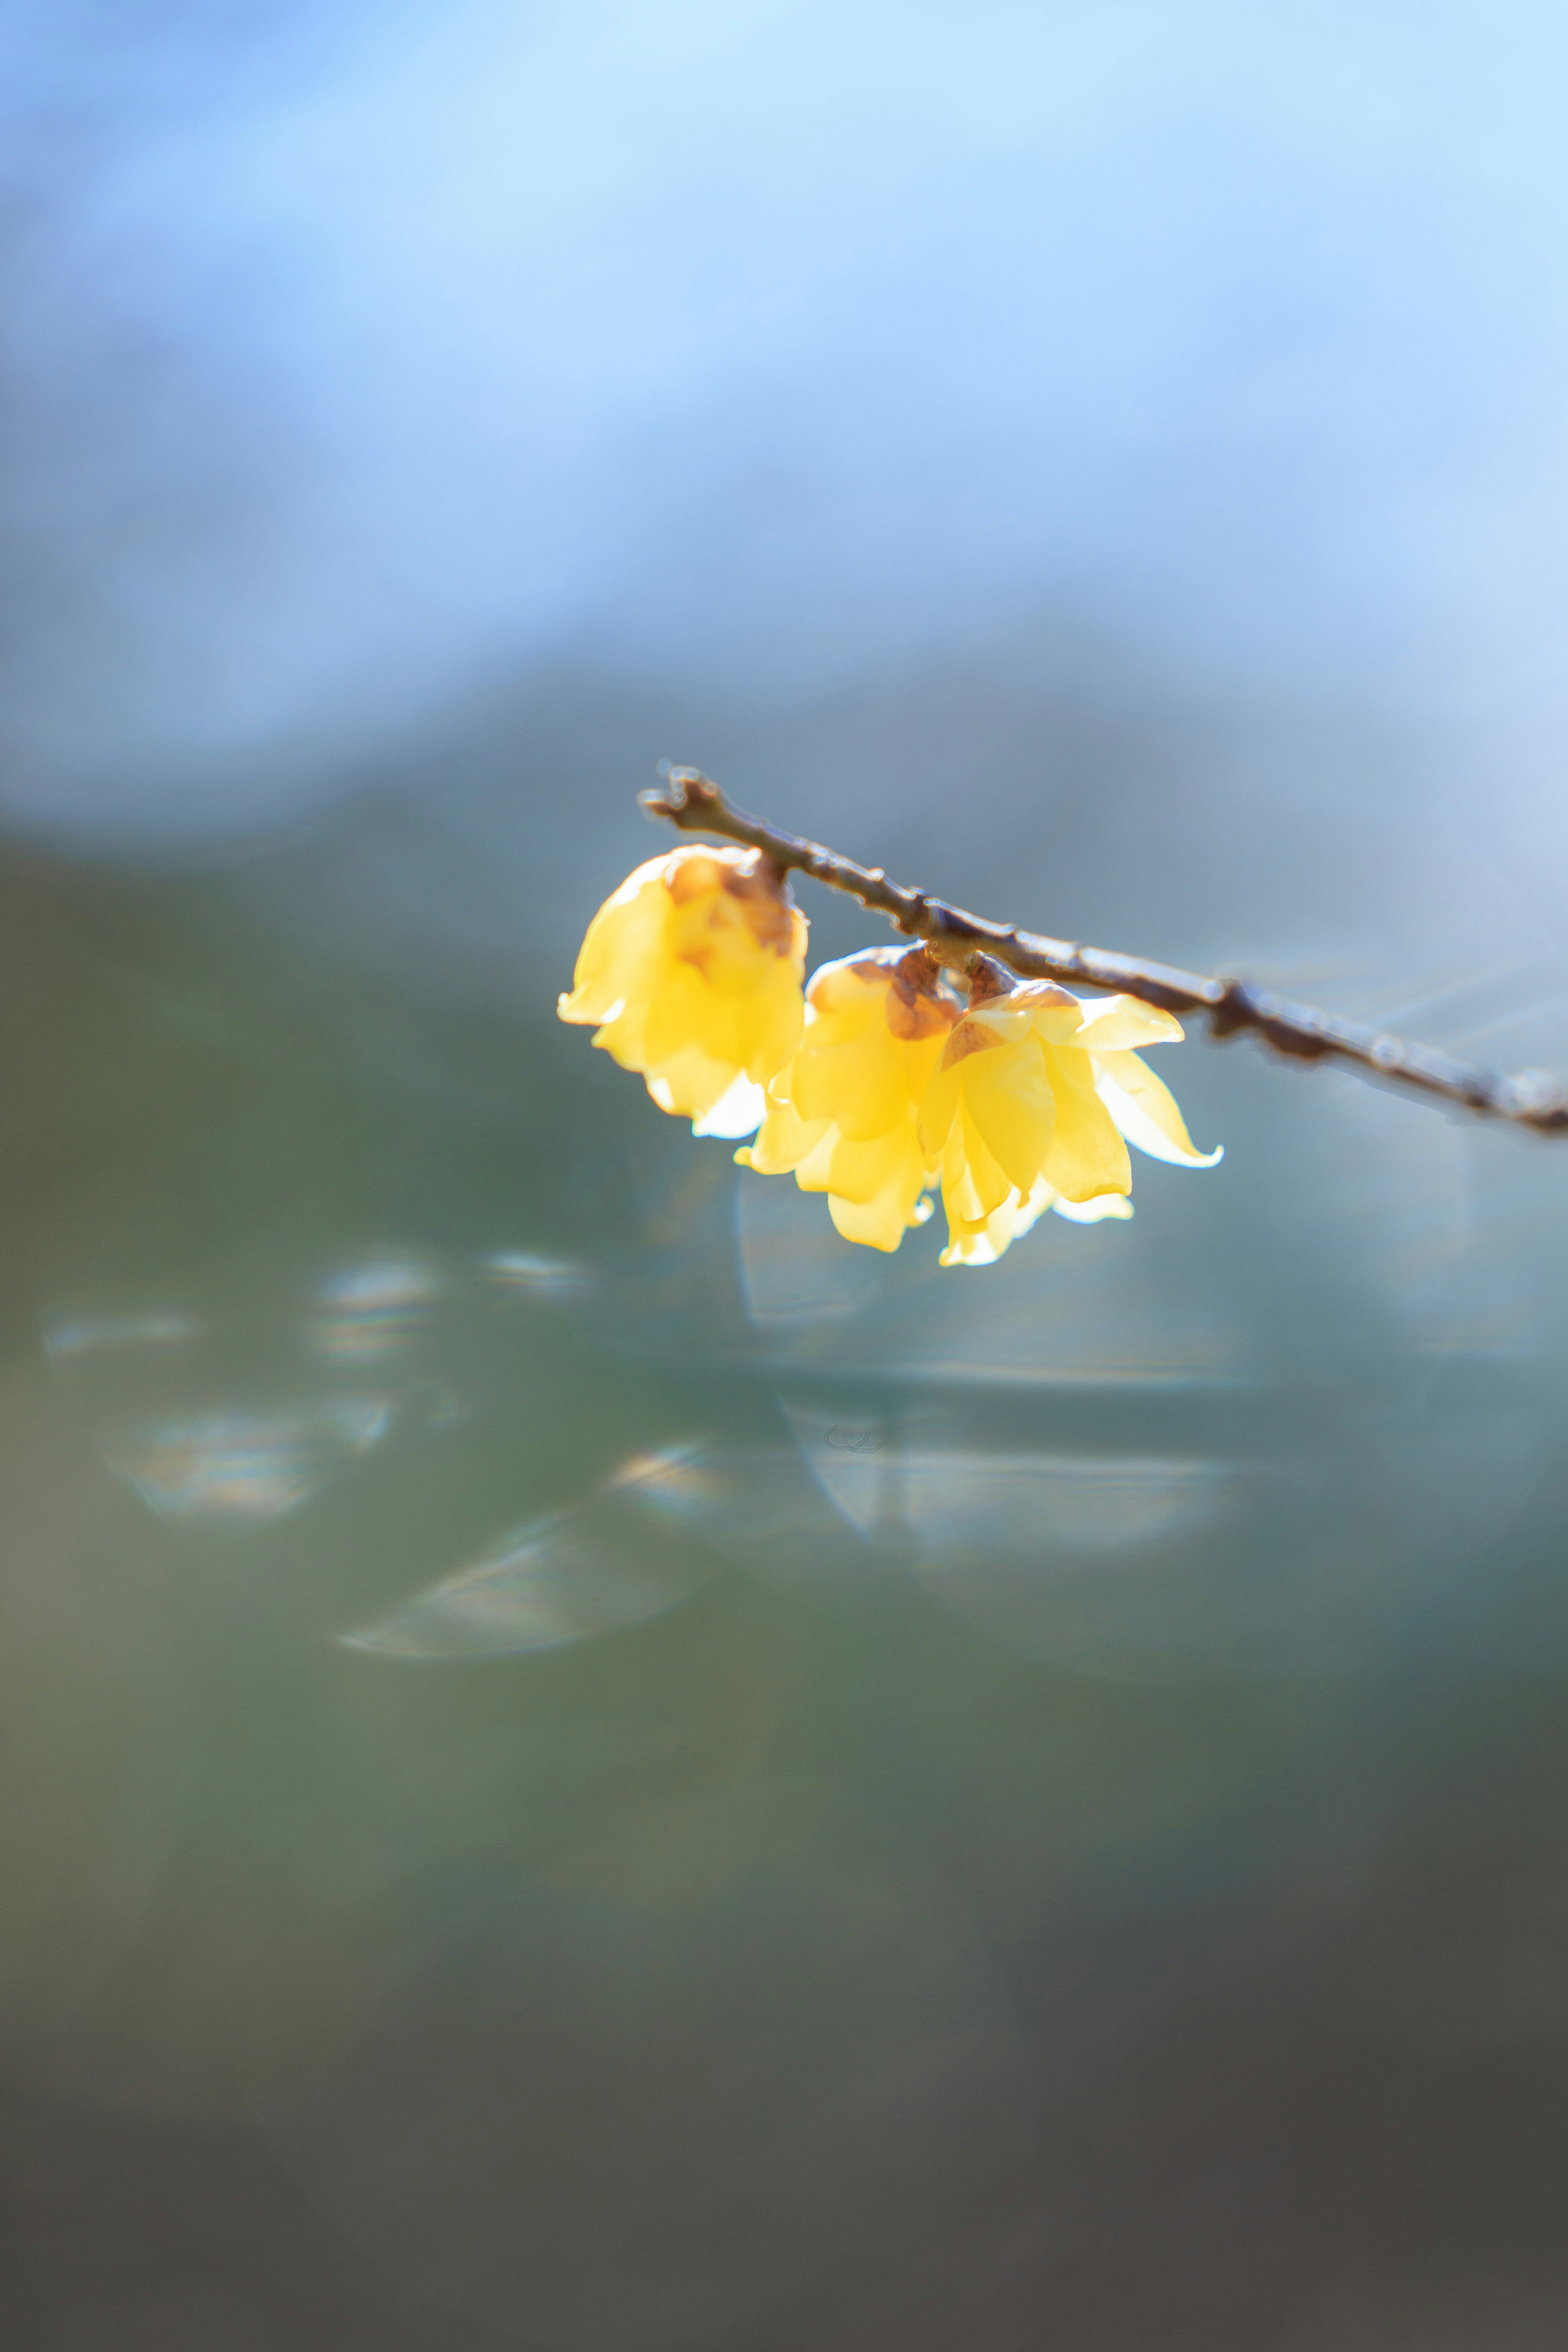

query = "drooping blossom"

[
  {"left": 558, "top": 846, "right": 807, "bottom": 1133},
  {"left": 738, "top": 947, "right": 956, "bottom": 1250},
  {"left": 917, "top": 972, "right": 1220, "bottom": 1266}
]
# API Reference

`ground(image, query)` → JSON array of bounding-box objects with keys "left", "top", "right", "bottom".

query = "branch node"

[{"left": 1208, "top": 979, "right": 1255, "bottom": 1039}]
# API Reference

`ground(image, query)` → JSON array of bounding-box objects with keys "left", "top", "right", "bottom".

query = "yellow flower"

[
  {"left": 558, "top": 846, "right": 807, "bottom": 1133},
  {"left": 737, "top": 948, "right": 957, "bottom": 1251},
  {"left": 917, "top": 979, "right": 1221, "bottom": 1267}
]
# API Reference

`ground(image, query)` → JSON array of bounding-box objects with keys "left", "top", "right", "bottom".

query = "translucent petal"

[
  {"left": 641, "top": 960, "right": 734, "bottom": 1070},
  {"left": 806, "top": 955, "right": 895, "bottom": 1024},
  {"left": 938, "top": 1168, "right": 1060, "bottom": 1267},
  {"left": 917, "top": 1059, "right": 964, "bottom": 1157},
  {"left": 791, "top": 1028, "right": 909, "bottom": 1140},
  {"left": 1068, "top": 994, "right": 1185, "bottom": 1050},
  {"left": 938, "top": 1017, "right": 1000, "bottom": 1071},
  {"left": 998, "top": 1176, "right": 1059, "bottom": 1246},
  {"left": 791, "top": 1129, "right": 841, "bottom": 1194},
  {"left": 558, "top": 864, "right": 670, "bottom": 1023},
  {"left": 1091, "top": 1049, "right": 1224, "bottom": 1167},
  {"left": 1050, "top": 1190, "right": 1135, "bottom": 1223},
  {"left": 965, "top": 1000, "right": 1036, "bottom": 1045},
  {"left": 826, "top": 1123, "right": 926, "bottom": 1207},
  {"left": 956, "top": 1104, "right": 1014, "bottom": 1217},
  {"left": 646, "top": 1042, "right": 737, "bottom": 1121},
  {"left": 1018, "top": 1001, "right": 1085, "bottom": 1043},
  {"left": 1038, "top": 1045, "right": 1132, "bottom": 1202},
  {"left": 736, "top": 1096, "right": 831, "bottom": 1173},
  {"left": 559, "top": 849, "right": 806, "bottom": 1126},
  {"left": 668, "top": 887, "right": 752, "bottom": 992},
  {"left": 1007, "top": 981, "right": 1078, "bottom": 1012},
  {"left": 938, "top": 1227, "right": 1003, "bottom": 1269},
  {"left": 938, "top": 1123, "right": 982, "bottom": 1231},
  {"left": 587, "top": 999, "right": 651, "bottom": 1071},
  {"left": 960, "top": 1038, "right": 1056, "bottom": 1193},
  {"left": 742, "top": 970, "right": 807, "bottom": 1081},
  {"left": 829, "top": 1186, "right": 916, "bottom": 1253}
]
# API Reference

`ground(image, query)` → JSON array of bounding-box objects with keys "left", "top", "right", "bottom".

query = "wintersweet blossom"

[
  {"left": 917, "top": 975, "right": 1221, "bottom": 1267},
  {"left": 737, "top": 947, "right": 956, "bottom": 1250},
  {"left": 557, "top": 846, "right": 807, "bottom": 1134}
]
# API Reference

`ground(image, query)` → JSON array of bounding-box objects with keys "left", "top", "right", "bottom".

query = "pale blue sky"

[{"left": 4, "top": 0, "right": 1568, "bottom": 832}]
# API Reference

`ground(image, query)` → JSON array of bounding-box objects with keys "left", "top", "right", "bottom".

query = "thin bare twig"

[{"left": 641, "top": 767, "right": 1568, "bottom": 1135}]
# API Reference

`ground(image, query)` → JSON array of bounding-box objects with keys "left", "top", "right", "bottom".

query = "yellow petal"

[
  {"left": 668, "top": 887, "right": 762, "bottom": 995},
  {"left": 559, "top": 849, "right": 806, "bottom": 1129},
  {"left": 826, "top": 1122, "right": 926, "bottom": 1206},
  {"left": 826, "top": 1193, "right": 895, "bottom": 1251},
  {"left": 917, "top": 1058, "right": 964, "bottom": 1157},
  {"left": 585, "top": 998, "right": 651, "bottom": 1072},
  {"left": 1091, "top": 1049, "right": 1223, "bottom": 1167},
  {"left": 1050, "top": 1190, "right": 1135, "bottom": 1223},
  {"left": 1011, "top": 985, "right": 1086, "bottom": 1044},
  {"left": 792, "top": 1028, "right": 909, "bottom": 1140},
  {"left": 950, "top": 1104, "right": 1013, "bottom": 1219},
  {"left": 742, "top": 970, "right": 807, "bottom": 1082},
  {"left": 634, "top": 959, "right": 706, "bottom": 1065},
  {"left": 958, "top": 1037, "right": 1056, "bottom": 1194},
  {"left": 645, "top": 1042, "right": 739, "bottom": 1121},
  {"left": 1069, "top": 995, "right": 1185, "bottom": 1050},
  {"left": 557, "top": 866, "right": 670, "bottom": 1026},
  {"left": 964, "top": 1000, "right": 1037, "bottom": 1046},
  {"left": 737, "top": 1093, "right": 831, "bottom": 1173},
  {"left": 999, "top": 1175, "right": 1059, "bottom": 1244},
  {"left": 938, "top": 1227, "right": 999, "bottom": 1268},
  {"left": 791, "top": 1128, "right": 841, "bottom": 1194},
  {"left": 937, "top": 1169, "right": 1057, "bottom": 1268},
  {"left": 826, "top": 1132, "right": 931, "bottom": 1249},
  {"left": 806, "top": 955, "right": 895, "bottom": 1025},
  {"left": 1038, "top": 1045, "right": 1131, "bottom": 1202}
]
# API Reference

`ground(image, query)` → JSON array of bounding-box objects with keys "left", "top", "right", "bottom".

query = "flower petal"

[
  {"left": 806, "top": 954, "right": 896, "bottom": 1024},
  {"left": 1069, "top": 995, "right": 1185, "bottom": 1050},
  {"left": 829, "top": 1191, "right": 913, "bottom": 1251},
  {"left": 736, "top": 1095, "right": 831, "bottom": 1173},
  {"left": 1091, "top": 1049, "right": 1223, "bottom": 1167},
  {"left": 917, "top": 1058, "right": 964, "bottom": 1157},
  {"left": 792, "top": 1028, "right": 911, "bottom": 1140},
  {"left": 954, "top": 1103, "right": 1014, "bottom": 1217},
  {"left": 964, "top": 1000, "right": 1038, "bottom": 1046},
  {"left": 1050, "top": 1190, "right": 1135, "bottom": 1223},
  {"left": 791, "top": 1129, "right": 841, "bottom": 1194},
  {"left": 959, "top": 1038, "right": 1056, "bottom": 1194},
  {"left": 559, "top": 849, "right": 806, "bottom": 1128},
  {"left": 557, "top": 868, "right": 670, "bottom": 1025},
  {"left": 826, "top": 1124, "right": 923, "bottom": 1206},
  {"left": 1011, "top": 985, "right": 1085, "bottom": 1043},
  {"left": 645, "top": 1043, "right": 739, "bottom": 1121},
  {"left": 938, "top": 1175, "right": 1052, "bottom": 1267},
  {"left": 741, "top": 971, "right": 807, "bottom": 1082},
  {"left": 1038, "top": 1046, "right": 1132, "bottom": 1202}
]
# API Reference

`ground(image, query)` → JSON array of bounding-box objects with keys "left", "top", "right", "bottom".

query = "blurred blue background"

[{"left": 4, "top": 5, "right": 1568, "bottom": 2348}]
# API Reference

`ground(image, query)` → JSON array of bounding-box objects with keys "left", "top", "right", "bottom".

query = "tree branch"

[{"left": 641, "top": 766, "right": 1568, "bottom": 1135}]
